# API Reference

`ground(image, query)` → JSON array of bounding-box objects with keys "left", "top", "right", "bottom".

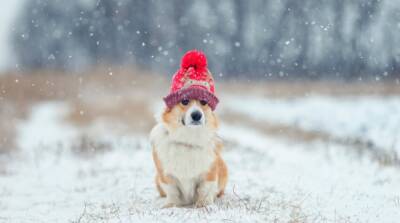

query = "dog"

[{"left": 150, "top": 50, "right": 228, "bottom": 208}]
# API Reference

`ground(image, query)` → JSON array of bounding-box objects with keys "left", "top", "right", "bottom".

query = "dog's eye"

[
  {"left": 200, "top": 100, "right": 208, "bottom": 106},
  {"left": 181, "top": 99, "right": 189, "bottom": 106}
]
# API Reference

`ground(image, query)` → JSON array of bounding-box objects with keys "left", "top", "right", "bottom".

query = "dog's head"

[
  {"left": 162, "top": 98, "right": 218, "bottom": 130},
  {"left": 162, "top": 98, "right": 218, "bottom": 145},
  {"left": 161, "top": 50, "right": 219, "bottom": 145}
]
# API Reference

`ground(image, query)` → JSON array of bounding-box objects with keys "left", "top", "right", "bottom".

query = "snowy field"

[
  {"left": 223, "top": 95, "right": 400, "bottom": 161},
  {"left": 0, "top": 75, "right": 400, "bottom": 222}
]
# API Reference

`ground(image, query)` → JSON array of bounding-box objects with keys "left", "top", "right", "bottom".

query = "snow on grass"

[
  {"left": 223, "top": 95, "right": 400, "bottom": 156},
  {"left": 1, "top": 102, "right": 154, "bottom": 222},
  {"left": 16, "top": 102, "right": 78, "bottom": 156},
  {"left": 1, "top": 101, "right": 400, "bottom": 222},
  {"left": 220, "top": 124, "right": 400, "bottom": 223}
]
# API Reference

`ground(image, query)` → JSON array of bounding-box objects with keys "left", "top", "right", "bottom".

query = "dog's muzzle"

[{"left": 183, "top": 104, "right": 205, "bottom": 126}]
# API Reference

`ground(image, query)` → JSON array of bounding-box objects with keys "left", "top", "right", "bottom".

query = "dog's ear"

[
  {"left": 162, "top": 107, "right": 173, "bottom": 117},
  {"left": 153, "top": 106, "right": 169, "bottom": 123},
  {"left": 164, "top": 107, "right": 171, "bottom": 112},
  {"left": 161, "top": 107, "right": 175, "bottom": 127}
]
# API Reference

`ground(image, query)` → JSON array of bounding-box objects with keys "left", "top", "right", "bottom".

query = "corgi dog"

[{"left": 150, "top": 50, "right": 228, "bottom": 208}]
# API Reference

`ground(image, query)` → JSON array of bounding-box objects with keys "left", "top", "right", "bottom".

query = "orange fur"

[
  {"left": 214, "top": 139, "right": 228, "bottom": 196},
  {"left": 152, "top": 149, "right": 171, "bottom": 197},
  {"left": 203, "top": 152, "right": 228, "bottom": 197},
  {"left": 155, "top": 175, "right": 166, "bottom": 197},
  {"left": 216, "top": 153, "right": 228, "bottom": 197},
  {"left": 205, "top": 159, "right": 218, "bottom": 181}
]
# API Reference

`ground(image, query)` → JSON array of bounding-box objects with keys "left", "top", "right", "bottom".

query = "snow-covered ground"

[
  {"left": 224, "top": 95, "right": 400, "bottom": 157},
  {"left": 1, "top": 96, "right": 400, "bottom": 222}
]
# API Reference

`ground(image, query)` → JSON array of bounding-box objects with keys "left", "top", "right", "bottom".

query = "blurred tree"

[{"left": 13, "top": 0, "right": 400, "bottom": 80}]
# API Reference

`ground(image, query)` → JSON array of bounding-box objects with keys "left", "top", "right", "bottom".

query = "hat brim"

[{"left": 163, "top": 87, "right": 219, "bottom": 110}]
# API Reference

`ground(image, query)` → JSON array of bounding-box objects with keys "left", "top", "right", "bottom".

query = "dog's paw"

[
  {"left": 162, "top": 202, "right": 177, "bottom": 209},
  {"left": 195, "top": 201, "right": 212, "bottom": 208},
  {"left": 195, "top": 196, "right": 214, "bottom": 208},
  {"left": 162, "top": 200, "right": 184, "bottom": 208}
]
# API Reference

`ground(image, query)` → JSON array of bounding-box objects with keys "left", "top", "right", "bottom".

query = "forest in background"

[{"left": 12, "top": 0, "right": 400, "bottom": 80}]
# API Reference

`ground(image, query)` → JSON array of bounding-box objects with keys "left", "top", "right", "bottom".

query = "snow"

[
  {"left": 220, "top": 124, "right": 400, "bottom": 222},
  {"left": 1, "top": 98, "right": 400, "bottom": 222},
  {"left": 17, "top": 103, "right": 77, "bottom": 154},
  {"left": 224, "top": 95, "right": 400, "bottom": 156}
]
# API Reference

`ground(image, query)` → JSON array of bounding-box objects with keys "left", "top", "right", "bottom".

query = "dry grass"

[
  {"left": 0, "top": 67, "right": 399, "bottom": 155},
  {"left": 0, "top": 105, "right": 16, "bottom": 153},
  {"left": 70, "top": 187, "right": 312, "bottom": 223},
  {"left": 219, "top": 79, "right": 400, "bottom": 98},
  {"left": 0, "top": 101, "right": 24, "bottom": 153},
  {"left": 67, "top": 98, "right": 154, "bottom": 134},
  {"left": 63, "top": 67, "right": 164, "bottom": 135},
  {"left": 70, "top": 135, "right": 114, "bottom": 156},
  {"left": 0, "top": 67, "right": 165, "bottom": 153},
  {"left": 0, "top": 70, "right": 80, "bottom": 152}
]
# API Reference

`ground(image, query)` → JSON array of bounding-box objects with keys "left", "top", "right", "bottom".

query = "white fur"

[
  {"left": 161, "top": 183, "right": 183, "bottom": 207},
  {"left": 196, "top": 180, "right": 218, "bottom": 207},
  {"left": 167, "top": 124, "right": 214, "bottom": 147},
  {"left": 150, "top": 123, "right": 217, "bottom": 206}
]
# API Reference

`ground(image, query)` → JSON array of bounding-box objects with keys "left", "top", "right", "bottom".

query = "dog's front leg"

[
  {"left": 195, "top": 180, "right": 218, "bottom": 207},
  {"left": 161, "top": 183, "right": 183, "bottom": 208}
]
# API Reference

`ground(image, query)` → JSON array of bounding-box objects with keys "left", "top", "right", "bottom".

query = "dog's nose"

[{"left": 191, "top": 111, "right": 202, "bottom": 122}]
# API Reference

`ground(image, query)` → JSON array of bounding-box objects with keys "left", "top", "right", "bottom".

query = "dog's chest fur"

[
  {"left": 157, "top": 141, "right": 215, "bottom": 179},
  {"left": 150, "top": 124, "right": 215, "bottom": 200}
]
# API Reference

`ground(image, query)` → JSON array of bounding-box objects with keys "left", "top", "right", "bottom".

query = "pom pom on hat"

[{"left": 181, "top": 50, "right": 207, "bottom": 70}]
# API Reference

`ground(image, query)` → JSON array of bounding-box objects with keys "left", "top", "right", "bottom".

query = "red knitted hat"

[{"left": 163, "top": 50, "right": 219, "bottom": 110}]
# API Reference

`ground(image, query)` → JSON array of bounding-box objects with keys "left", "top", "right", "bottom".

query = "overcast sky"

[{"left": 0, "top": 0, "right": 25, "bottom": 72}]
